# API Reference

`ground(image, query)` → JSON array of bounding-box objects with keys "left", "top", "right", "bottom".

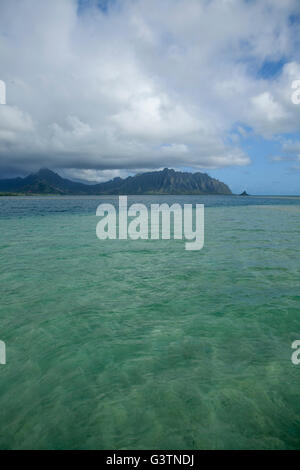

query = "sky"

[{"left": 0, "top": 0, "right": 300, "bottom": 194}]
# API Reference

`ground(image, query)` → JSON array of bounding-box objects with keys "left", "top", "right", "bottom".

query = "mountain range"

[{"left": 0, "top": 168, "right": 232, "bottom": 195}]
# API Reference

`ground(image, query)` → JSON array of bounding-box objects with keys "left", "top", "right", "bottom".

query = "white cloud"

[
  {"left": 0, "top": 0, "right": 300, "bottom": 176},
  {"left": 60, "top": 167, "right": 130, "bottom": 183}
]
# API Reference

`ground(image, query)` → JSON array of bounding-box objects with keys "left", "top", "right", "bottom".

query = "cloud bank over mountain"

[{"left": 0, "top": 0, "right": 300, "bottom": 180}]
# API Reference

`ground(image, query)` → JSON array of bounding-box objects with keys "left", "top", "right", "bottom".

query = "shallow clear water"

[{"left": 0, "top": 195, "right": 300, "bottom": 449}]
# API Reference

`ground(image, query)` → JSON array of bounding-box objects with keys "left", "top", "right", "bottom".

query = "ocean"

[{"left": 0, "top": 195, "right": 300, "bottom": 449}]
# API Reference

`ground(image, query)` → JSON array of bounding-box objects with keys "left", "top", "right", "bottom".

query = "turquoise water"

[{"left": 0, "top": 195, "right": 300, "bottom": 449}]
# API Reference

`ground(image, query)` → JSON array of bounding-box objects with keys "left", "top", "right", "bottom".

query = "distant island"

[{"left": 0, "top": 168, "right": 232, "bottom": 195}]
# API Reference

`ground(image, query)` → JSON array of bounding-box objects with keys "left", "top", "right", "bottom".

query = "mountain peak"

[
  {"left": 36, "top": 168, "right": 59, "bottom": 177},
  {"left": 162, "top": 168, "right": 174, "bottom": 173},
  {"left": 0, "top": 168, "right": 232, "bottom": 195}
]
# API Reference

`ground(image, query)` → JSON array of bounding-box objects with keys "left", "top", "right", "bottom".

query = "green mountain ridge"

[{"left": 0, "top": 168, "right": 232, "bottom": 195}]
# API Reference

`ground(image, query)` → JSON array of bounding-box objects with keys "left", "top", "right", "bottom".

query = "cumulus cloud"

[{"left": 0, "top": 0, "right": 300, "bottom": 179}]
